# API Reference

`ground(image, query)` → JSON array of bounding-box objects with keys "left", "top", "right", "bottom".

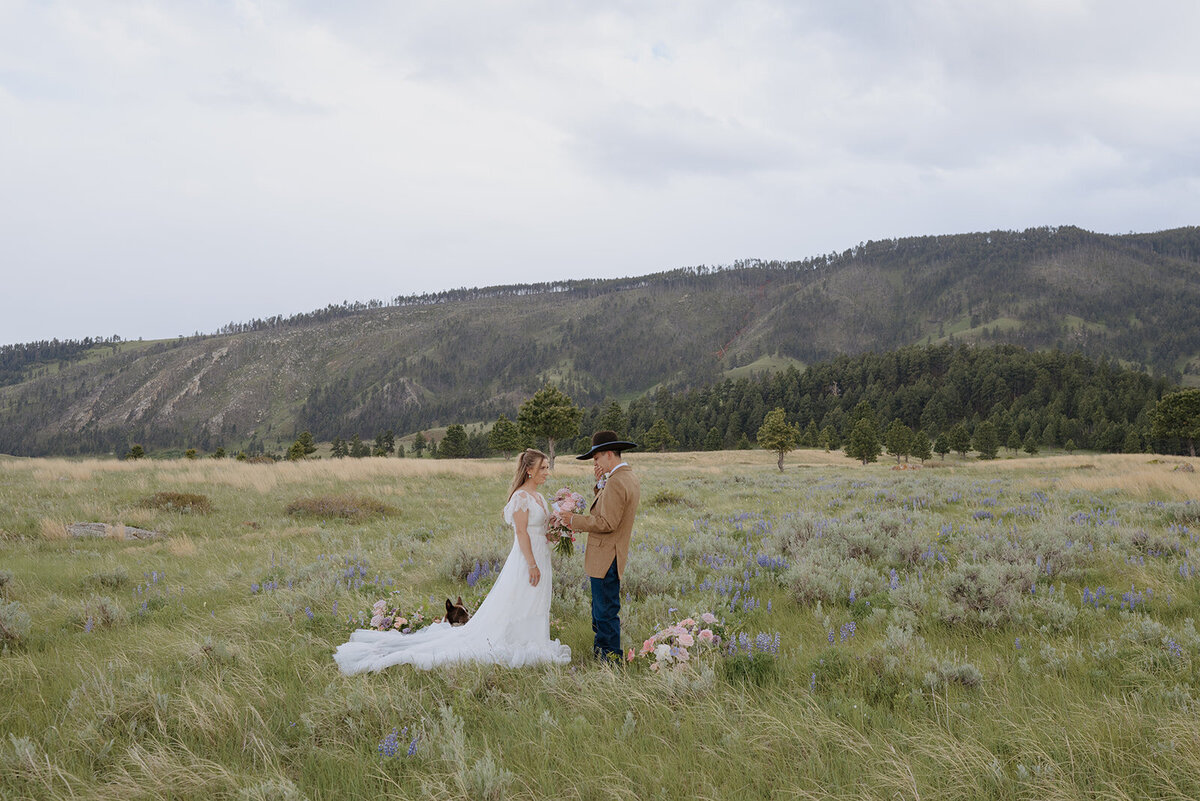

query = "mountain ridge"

[{"left": 2, "top": 224, "right": 1198, "bottom": 456}]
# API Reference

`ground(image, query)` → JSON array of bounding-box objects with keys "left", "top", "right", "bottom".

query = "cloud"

[{"left": 0, "top": 1, "right": 1198, "bottom": 345}]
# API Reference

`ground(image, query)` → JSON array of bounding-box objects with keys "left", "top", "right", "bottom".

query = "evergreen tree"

[
  {"left": 1121, "top": 429, "right": 1141, "bottom": 454},
  {"left": 845, "top": 418, "right": 881, "bottom": 465},
  {"left": 290, "top": 431, "right": 317, "bottom": 460},
  {"left": 1022, "top": 431, "right": 1039, "bottom": 455},
  {"left": 517, "top": 384, "right": 582, "bottom": 467},
  {"left": 597, "top": 400, "right": 627, "bottom": 434},
  {"left": 1150, "top": 389, "right": 1200, "bottom": 457},
  {"left": 428, "top": 438, "right": 439, "bottom": 458},
  {"left": 802, "top": 419, "right": 820, "bottom": 448},
  {"left": 948, "top": 422, "right": 971, "bottom": 457},
  {"left": 973, "top": 421, "right": 1000, "bottom": 459},
  {"left": 819, "top": 425, "right": 839, "bottom": 452},
  {"left": 440, "top": 424, "right": 469, "bottom": 458},
  {"left": 396, "top": 443, "right": 406, "bottom": 458},
  {"left": 933, "top": 431, "right": 950, "bottom": 461},
  {"left": 1006, "top": 430, "right": 1022, "bottom": 454},
  {"left": 488, "top": 414, "right": 521, "bottom": 458},
  {"left": 185, "top": 448, "right": 197, "bottom": 460},
  {"left": 331, "top": 437, "right": 348, "bottom": 458},
  {"left": 412, "top": 431, "right": 426, "bottom": 457},
  {"left": 884, "top": 419, "right": 914, "bottom": 464},
  {"left": 702, "top": 427, "right": 723, "bottom": 451},
  {"left": 642, "top": 418, "right": 678, "bottom": 452},
  {"left": 212, "top": 447, "right": 226, "bottom": 459},
  {"left": 295, "top": 431, "right": 317, "bottom": 456},
  {"left": 736, "top": 433, "right": 752, "bottom": 450},
  {"left": 349, "top": 434, "right": 370, "bottom": 458},
  {"left": 911, "top": 430, "right": 933, "bottom": 463},
  {"left": 757, "top": 407, "right": 801, "bottom": 471},
  {"left": 125, "top": 444, "right": 145, "bottom": 460}
]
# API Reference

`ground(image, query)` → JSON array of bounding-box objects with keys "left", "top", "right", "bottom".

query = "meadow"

[{"left": 1, "top": 450, "right": 1199, "bottom": 800}]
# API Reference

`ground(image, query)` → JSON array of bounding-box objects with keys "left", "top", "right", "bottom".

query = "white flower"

[{"left": 654, "top": 643, "right": 673, "bottom": 662}]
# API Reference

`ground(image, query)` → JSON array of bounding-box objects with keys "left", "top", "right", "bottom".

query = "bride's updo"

[{"left": 507, "top": 448, "right": 548, "bottom": 500}]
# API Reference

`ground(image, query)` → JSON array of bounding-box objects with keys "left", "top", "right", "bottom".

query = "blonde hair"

[{"left": 507, "top": 448, "right": 548, "bottom": 500}]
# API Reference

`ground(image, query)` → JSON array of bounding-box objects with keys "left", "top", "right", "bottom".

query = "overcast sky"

[{"left": 2, "top": 1, "right": 1198, "bottom": 346}]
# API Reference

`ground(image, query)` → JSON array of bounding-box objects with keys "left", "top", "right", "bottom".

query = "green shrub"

[
  {"left": 74, "top": 595, "right": 128, "bottom": 630},
  {"left": 137, "top": 491, "right": 212, "bottom": 513},
  {"left": 83, "top": 567, "right": 129, "bottom": 590},
  {"left": 0, "top": 600, "right": 32, "bottom": 645},
  {"left": 285, "top": 494, "right": 397, "bottom": 521}
]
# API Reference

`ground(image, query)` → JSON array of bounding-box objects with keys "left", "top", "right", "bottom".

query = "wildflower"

[
  {"left": 305, "top": 607, "right": 314, "bottom": 620},
  {"left": 810, "top": 672, "right": 816, "bottom": 691}
]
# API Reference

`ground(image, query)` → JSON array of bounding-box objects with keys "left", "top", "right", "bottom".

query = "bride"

[{"left": 333, "top": 448, "right": 571, "bottom": 674}]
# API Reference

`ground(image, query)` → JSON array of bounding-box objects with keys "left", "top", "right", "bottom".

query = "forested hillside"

[{"left": 1, "top": 225, "right": 1197, "bottom": 456}]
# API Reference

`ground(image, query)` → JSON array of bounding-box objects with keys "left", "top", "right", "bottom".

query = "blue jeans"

[{"left": 591, "top": 558, "right": 621, "bottom": 660}]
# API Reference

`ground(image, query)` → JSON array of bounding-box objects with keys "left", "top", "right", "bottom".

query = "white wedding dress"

[{"left": 333, "top": 489, "right": 571, "bottom": 674}]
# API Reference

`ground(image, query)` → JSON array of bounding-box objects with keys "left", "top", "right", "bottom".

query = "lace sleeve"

[{"left": 503, "top": 490, "right": 534, "bottom": 526}]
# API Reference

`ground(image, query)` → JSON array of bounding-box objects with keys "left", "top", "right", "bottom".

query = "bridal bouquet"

[
  {"left": 548, "top": 487, "right": 586, "bottom": 556},
  {"left": 632, "top": 612, "right": 725, "bottom": 672},
  {"left": 369, "top": 599, "right": 428, "bottom": 633}
]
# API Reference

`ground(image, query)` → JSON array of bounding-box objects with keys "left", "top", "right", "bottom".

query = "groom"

[{"left": 559, "top": 430, "right": 641, "bottom": 661}]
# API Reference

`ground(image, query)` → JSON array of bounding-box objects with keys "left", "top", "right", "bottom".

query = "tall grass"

[{"left": 1, "top": 451, "right": 1198, "bottom": 799}]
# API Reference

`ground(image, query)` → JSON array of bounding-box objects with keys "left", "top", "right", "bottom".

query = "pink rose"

[
  {"left": 700, "top": 612, "right": 718, "bottom": 624},
  {"left": 370, "top": 614, "right": 385, "bottom": 628},
  {"left": 698, "top": 629, "right": 715, "bottom": 643},
  {"left": 678, "top": 632, "right": 695, "bottom": 647},
  {"left": 641, "top": 639, "right": 655, "bottom": 655},
  {"left": 679, "top": 617, "right": 696, "bottom": 628}
]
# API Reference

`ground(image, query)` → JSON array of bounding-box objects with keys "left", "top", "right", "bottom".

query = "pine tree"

[
  {"left": 642, "top": 418, "right": 678, "bottom": 452},
  {"left": 1150, "top": 389, "right": 1200, "bottom": 457},
  {"left": 412, "top": 431, "right": 426, "bottom": 458},
  {"left": 845, "top": 419, "right": 881, "bottom": 465},
  {"left": 702, "top": 427, "right": 722, "bottom": 451},
  {"left": 488, "top": 414, "right": 521, "bottom": 458},
  {"left": 911, "top": 430, "right": 933, "bottom": 463},
  {"left": 802, "top": 419, "right": 819, "bottom": 448},
  {"left": 934, "top": 431, "right": 950, "bottom": 460},
  {"left": 948, "top": 422, "right": 971, "bottom": 457},
  {"left": 597, "top": 400, "right": 627, "bottom": 434},
  {"left": 440, "top": 424, "right": 469, "bottom": 458},
  {"left": 884, "top": 419, "right": 914, "bottom": 464},
  {"left": 517, "top": 384, "right": 582, "bottom": 467},
  {"left": 973, "top": 421, "right": 1000, "bottom": 460},
  {"left": 331, "top": 437, "right": 348, "bottom": 458},
  {"left": 1022, "top": 431, "right": 1039, "bottom": 455},
  {"left": 757, "top": 407, "right": 801, "bottom": 471}
]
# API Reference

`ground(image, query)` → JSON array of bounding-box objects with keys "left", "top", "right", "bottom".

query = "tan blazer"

[{"left": 572, "top": 464, "right": 640, "bottom": 580}]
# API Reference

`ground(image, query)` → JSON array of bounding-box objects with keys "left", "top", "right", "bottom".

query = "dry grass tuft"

[
  {"left": 168, "top": 536, "right": 197, "bottom": 556},
  {"left": 38, "top": 517, "right": 67, "bottom": 540},
  {"left": 284, "top": 493, "right": 399, "bottom": 521}
]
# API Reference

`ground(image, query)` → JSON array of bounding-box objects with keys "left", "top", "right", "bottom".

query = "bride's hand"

[{"left": 528, "top": 563, "right": 541, "bottom": 587}]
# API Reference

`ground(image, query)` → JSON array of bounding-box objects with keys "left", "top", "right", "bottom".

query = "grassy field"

[{"left": 2, "top": 450, "right": 1199, "bottom": 800}]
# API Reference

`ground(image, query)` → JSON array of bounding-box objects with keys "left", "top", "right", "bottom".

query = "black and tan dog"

[{"left": 445, "top": 596, "right": 471, "bottom": 626}]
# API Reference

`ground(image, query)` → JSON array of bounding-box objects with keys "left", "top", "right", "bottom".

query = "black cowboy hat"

[{"left": 575, "top": 430, "right": 638, "bottom": 460}]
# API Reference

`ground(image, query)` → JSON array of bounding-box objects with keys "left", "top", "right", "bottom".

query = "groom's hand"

[{"left": 560, "top": 510, "right": 573, "bottom": 529}]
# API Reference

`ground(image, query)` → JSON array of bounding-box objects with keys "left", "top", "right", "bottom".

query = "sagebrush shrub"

[
  {"left": 285, "top": 494, "right": 398, "bottom": 520},
  {"left": 74, "top": 595, "right": 128, "bottom": 630},
  {"left": 0, "top": 600, "right": 32, "bottom": 644},
  {"left": 137, "top": 491, "right": 213, "bottom": 513}
]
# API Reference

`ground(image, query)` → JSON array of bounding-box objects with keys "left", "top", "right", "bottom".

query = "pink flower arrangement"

[
  {"left": 368, "top": 599, "right": 429, "bottom": 633},
  {"left": 632, "top": 612, "right": 725, "bottom": 672},
  {"left": 548, "top": 487, "right": 586, "bottom": 556}
]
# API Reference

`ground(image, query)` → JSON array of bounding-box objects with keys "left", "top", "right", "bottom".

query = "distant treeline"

[
  {"left": 615, "top": 344, "right": 1173, "bottom": 455},
  {"left": 0, "top": 336, "right": 122, "bottom": 387}
]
